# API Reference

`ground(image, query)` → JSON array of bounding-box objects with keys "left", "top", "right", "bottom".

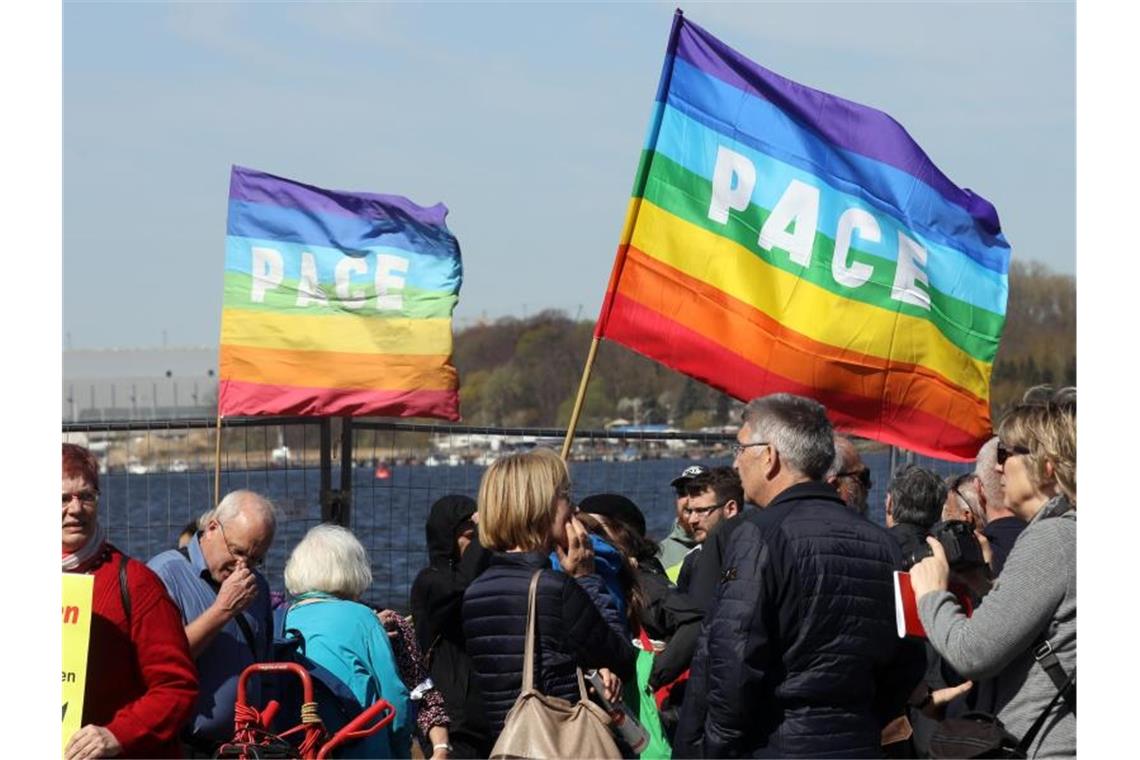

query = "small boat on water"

[{"left": 374, "top": 463, "right": 391, "bottom": 479}]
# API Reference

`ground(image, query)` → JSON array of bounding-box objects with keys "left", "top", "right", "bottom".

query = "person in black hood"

[{"left": 410, "top": 495, "right": 492, "bottom": 758}]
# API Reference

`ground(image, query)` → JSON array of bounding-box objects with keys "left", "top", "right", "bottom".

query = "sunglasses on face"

[
  {"left": 996, "top": 442, "right": 1032, "bottom": 466},
  {"left": 836, "top": 469, "right": 872, "bottom": 490}
]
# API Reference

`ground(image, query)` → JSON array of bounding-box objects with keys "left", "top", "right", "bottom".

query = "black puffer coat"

[
  {"left": 675, "top": 482, "right": 925, "bottom": 758},
  {"left": 462, "top": 551, "right": 638, "bottom": 742}
]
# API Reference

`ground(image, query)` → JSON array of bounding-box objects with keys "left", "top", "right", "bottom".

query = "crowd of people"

[{"left": 61, "top": 386, "right": 1076, "bottom": 759}]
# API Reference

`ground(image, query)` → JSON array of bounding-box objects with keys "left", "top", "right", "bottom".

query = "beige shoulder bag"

[{"left": 490, "top": 569, "right": 622, "bottom": 759}]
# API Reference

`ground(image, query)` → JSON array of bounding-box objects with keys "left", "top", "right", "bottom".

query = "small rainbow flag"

[
  {"left": 596, "top": 12, "right": 1010, "bottom": 460},
  {"left": 218, "top": 166, "right": 462, "bottom": 420}
]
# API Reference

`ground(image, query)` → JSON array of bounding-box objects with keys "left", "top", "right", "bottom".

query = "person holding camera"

[
  {"left": 882, "top": 466, "right": 976, "bottom": 756},
  {"left": 911, "top": 391, "right": 1076, "bottom": 757},
  {"left": 885, "top": 464, "right": 947, "bottom": 562}
]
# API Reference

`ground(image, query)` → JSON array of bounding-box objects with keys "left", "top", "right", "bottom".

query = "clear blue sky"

[{"left": 63, "top": 1, "right": 1075, "bottom": 349}]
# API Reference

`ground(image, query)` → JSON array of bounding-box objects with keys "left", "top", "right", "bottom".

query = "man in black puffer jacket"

[{"left": 675, "top": 394, "right": 925, "bottom": 758}]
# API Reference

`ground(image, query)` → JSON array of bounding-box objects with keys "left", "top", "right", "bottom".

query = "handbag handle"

[
  {"left": 521, "top": 569, "right": 591, "bottom": 702},
  {"left": 521, "top": 569, "right": 542, "bottom": 693}
]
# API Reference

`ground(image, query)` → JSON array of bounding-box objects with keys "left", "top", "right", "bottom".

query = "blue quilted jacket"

[
  {"left": 462, "top": 551, "right": 638, "bottom": 743},
  {"left": 675, "top": 482, "right": 925, "bottom": 758}
]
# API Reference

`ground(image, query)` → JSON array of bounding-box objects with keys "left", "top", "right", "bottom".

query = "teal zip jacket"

[{"left": 285, "top": 596, "right": 411, "bottom": 758}]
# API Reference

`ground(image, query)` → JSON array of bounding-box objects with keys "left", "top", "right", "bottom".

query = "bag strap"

[
  {"left": 1031, "top": 638, "right": 1076, "bottom": 714},
  {"left": 521, "top": 569, "right": 542, "bottom": 693},
  {"left": 118, "top": 553, "right": 132, "bottom": 625},
  {"left": 1015, "top": 668, "right": 1075, "bottom": 755}
]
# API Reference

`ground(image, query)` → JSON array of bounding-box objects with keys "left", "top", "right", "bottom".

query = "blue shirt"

[
  {"left": 148, "top": 536, "right": 273, "bottom": 744},
  {"left": 284, "top": 597, "right": 411, "bottom": 759}
]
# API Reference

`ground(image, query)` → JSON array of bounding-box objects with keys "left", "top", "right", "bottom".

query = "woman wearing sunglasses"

[{"left": 910, "top": 389, "right": 1075, "bottom": 757}]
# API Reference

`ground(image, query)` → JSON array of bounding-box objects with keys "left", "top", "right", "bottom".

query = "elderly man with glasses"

[
  {"left": 148, "top": 489, "right": 278, "bottom": 757},
  {"left": 674, "top": 393, "right": 924, "bottom": 759}
]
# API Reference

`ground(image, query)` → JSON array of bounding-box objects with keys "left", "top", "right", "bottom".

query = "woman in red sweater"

[{"left": 63, "top": 444, "right": 198, "bottom": 759}]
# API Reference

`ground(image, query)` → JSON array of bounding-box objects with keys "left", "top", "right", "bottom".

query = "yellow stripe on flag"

[
  {"left": 628, "top": 200, "right": 991, "bottom": 400},
  {"left": 220, "top": 308, "right": 454, "bottom": 356}
]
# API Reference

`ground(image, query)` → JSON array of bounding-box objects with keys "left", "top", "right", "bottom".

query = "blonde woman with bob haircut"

[
  {"left": 911, "top": 388, "right": 1075, "bottom": 757},
  {"left": 461, "top": 448, "right": 637, "bottom": 747},
  {"left": 283, "top": 525, "right": 412, "bottom": 758}
]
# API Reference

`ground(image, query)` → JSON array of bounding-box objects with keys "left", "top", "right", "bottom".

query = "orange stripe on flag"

[{"left": 219, "top": 345, "right": 458, "bottom": 392}]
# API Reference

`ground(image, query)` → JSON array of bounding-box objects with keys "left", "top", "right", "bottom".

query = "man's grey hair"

[
  {"left": 284, "top": 524, "right": 372, "bottom": 599},
  {"left": 974, "top": 437, "right": 1002, "bottom": 509},
  {"left": 206, "top": 489, "right": 278, "bottom": 534},
  {"left": 741, "top": 394, "right": 835, "bottom": 480},
  {"left": 887, "top": 465, "right": 946, "bottom": 530}
]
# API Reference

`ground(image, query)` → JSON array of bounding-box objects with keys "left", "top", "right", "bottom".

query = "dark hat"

[
  {"left": 577, "top": 493, "right": 647, "bottom": 538},
  {"left": 670, "top": 464, "right": 710, "bottom": 489}
]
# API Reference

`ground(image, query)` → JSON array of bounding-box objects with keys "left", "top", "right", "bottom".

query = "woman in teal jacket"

[{"left": 284, "top": 524, "right": 412, "bottom": 758}]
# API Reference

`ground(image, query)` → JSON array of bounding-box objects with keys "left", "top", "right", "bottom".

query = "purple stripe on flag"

[
  {"left": 672, "top": 17, "right": 1002, "bottom": 236},
  {"left": 228, "top": 165, "right": 450, "bottom": 230}
]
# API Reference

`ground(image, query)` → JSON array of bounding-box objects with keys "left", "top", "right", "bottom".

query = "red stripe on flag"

[
  {"left": 218, "top": 380, "right": 460, "bottom": 421},
  {"left": 605, "top": 291, "right": 983, "bottom": 461}
]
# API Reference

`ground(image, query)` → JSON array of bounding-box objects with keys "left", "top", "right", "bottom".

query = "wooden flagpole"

[
  {"left": 213, "top": 414, "right": 223, "bottom": 507},
  {"left": 560, "top": 336, "right": 601, "bottom": 461}
]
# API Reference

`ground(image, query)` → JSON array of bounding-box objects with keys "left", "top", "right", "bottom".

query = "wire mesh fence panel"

[{"left": 63, "top": 419, "right": 975, "bottom": 611}]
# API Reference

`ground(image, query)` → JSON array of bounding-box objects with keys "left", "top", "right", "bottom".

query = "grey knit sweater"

[{"left": 918, "top": 496, "right": 1076, "bottom": 757}]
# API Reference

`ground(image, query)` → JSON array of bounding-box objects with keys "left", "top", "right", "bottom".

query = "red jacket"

[{"left": 78, "top": 545, "right": 198, "bottom": 758}]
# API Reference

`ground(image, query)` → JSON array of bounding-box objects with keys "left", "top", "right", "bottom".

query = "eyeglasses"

[
  {"left": 836, "top": 468, "right": 872, "bottom": 490},
  {"left": 996, "top": 442, "right": 1032, "bottom": 466},
  {"left": 216, "top": 520, "right": 265, "bottom": 569},
  {"left": 731, "top": 441, "right": 770, "bottom": 458},
  {"left": 62, "top": 490, "right": 99, "bottom": 507},
  {"left": 682, "top": 502, "right": 726, "bottom": 519}
]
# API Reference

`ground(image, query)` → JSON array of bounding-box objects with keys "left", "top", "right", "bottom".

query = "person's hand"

[
  {"left": 909, "top": 537, "right": 950, "bottom": 600},
  {"left": 921, "top": 681, "right": 974, "bottom": 719},
  {"left": 429, "top": 747, "right": 450, "bottom": 760},
  {"left": 555, "top": 517, "right": 595, "bottom": 578},
  {"left": 215, "top": 562, "right": 257, "bottom": 617},
  {"left": 597, "top": 667, "right": 622, "bottom": 703},
  {"left": 377, "top": 609, "right": 401, "bottom": 639},
  {"left": 65, "top": 725, "right": 122, "bottom": 760}
]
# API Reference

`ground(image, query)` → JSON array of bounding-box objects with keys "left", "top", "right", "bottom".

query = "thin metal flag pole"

[
  {"left": 213, "top": 414, "right": 223, "bottom": 507},
  {"left": 560, "top": 335, "right": 601, "bottom": 461}
]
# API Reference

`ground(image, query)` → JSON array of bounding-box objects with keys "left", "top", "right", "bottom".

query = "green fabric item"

[{"left": 625, "top": 647, "right": 672, "bottom": 759}]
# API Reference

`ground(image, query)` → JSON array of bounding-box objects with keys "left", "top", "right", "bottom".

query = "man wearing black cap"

[{"left": 659, "top": 465, "right": 707, "bottom": 583}]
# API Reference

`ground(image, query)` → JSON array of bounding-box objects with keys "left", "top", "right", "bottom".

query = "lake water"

[{"left": 98, "top": 450, "right": 965, "bottom": 609}]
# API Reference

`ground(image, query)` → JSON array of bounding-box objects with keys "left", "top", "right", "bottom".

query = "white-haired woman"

[{"left": 284, "top": 524, "right": 412, "bottom": 758}]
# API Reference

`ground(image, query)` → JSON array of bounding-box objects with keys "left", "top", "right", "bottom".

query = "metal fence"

[{"left": 61, "top": 417, "right": 972, "bottom": 610}]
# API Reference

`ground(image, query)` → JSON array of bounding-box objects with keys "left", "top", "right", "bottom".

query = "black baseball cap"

[
  {"left": 578, "top": 493, "right": 648, "bottom": 538},
  {"left": 670, "top": 464, "right": 709, "bottom": 489}
]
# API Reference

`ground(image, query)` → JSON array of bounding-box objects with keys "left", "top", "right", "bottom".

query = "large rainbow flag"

[
  {"left": 219, "top": 166, "right": 462, "bottom": 420},
  {"left": 595, "top": 12, "right": 1010, "bottom": 461}
]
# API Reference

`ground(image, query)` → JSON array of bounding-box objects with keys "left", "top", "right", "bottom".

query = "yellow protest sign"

[{"left": 62, "top": 573, "right": 94, "bottom": 753}]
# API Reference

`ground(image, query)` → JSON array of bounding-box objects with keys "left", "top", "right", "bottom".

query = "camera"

[{"left": 908, "top": 520, "right": 986, "bottom": 570}]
